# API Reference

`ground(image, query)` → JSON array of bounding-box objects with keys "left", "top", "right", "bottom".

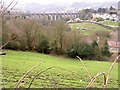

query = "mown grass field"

[
  {"left": 1, "top": 50, "right": 118, "bottom": 88},
  {"left": 98, "top": 21, "right": 118, "bottom": 26},
  {"left": 69, "top": 22, "right": 111, "bottom": 35}
]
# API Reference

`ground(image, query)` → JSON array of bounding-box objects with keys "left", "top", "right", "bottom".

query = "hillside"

[{"left": 2, "top": 50, "right": 118, "bottom": 88}]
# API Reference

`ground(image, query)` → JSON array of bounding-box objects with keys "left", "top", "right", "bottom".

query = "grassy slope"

[
  {"left": 69, "top": 22, "right": 111, "bottom": 35},
  {"left": 2, "top": 50, "right": 118, "bottom": 88},
  {"left": 98, "top": 21, "right": 118, "bottom": 26}
]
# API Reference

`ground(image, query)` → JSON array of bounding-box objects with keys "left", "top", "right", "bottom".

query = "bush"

[
  {"left": 91, "top": 40, "right": 98, "bottom": 48},
  {"left": 65, "top": 43, "right": 78, "bottom": 58},
  {"left": 91, "top": 40, "right": 101, "bottom": 60},
  {"left": 101, "top": 40, "right": 111, "bottom": 57},
  {"left": 96, "top": 18, "right": 104, "bottom": 22},
  {"left": 36, "top": 35, "right": 50, "bottom": 54},
  {"left": 90, "top": 40, "right": 112, "bottom": 61},
  {"left": 77, "top": 42, "right": 93, "bottom": 59},
  {"left": 19, "top": 39, "right": 27, "bottom": 51},
  {"left": 50, "top": 40, "right": 60, "bottom": 55},
  {"left": 5, "top": 41, "right": 20, "bottom": 50},
  {"left": 65, "top": 42, "right": 94, "bottom": 59}
]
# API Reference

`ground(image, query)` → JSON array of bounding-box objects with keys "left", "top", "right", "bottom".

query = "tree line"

[{"left": 2, "top": 19, "right": 112, "bottom": 61}]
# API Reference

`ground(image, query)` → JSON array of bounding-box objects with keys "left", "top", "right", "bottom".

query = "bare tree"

[
  {"left": 0, "top": 0, "right": 18, "bottom": 51},
  {"left": 0, "top": 0, "right": 18, "bottom": 17},
  {"left": 51, "top": 20, "right": 67, "bottom": 54}
]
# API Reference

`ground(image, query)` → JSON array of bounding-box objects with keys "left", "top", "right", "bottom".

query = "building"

[{"left": 108, "top": 41, "right": 120, "bottom": 51}]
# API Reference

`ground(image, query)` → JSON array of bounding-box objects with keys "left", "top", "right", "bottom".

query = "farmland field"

[
  {"left": 1, "top": 50, "right": 118, "bottom": 88},
  {"left": 69, "top": 22, "right": 112, "bottom": 35}
]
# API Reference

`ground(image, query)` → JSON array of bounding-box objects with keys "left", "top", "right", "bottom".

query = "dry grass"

[
  {"left": 104, "top": 55, "right": 120, "bottom": 89},
  {"left": 77, "top": 56, "right": 92, "bottom": 79},
  {"left": 86, "top": 55, "right": 120, "bottom": 89},
  {"left": 86, "top": 72, "right": 106, "bottom": 89}
]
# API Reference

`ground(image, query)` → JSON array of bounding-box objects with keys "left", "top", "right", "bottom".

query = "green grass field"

[
  {"left": 98, "top": 21, "right": 118, "bottom": 26},
  {"left": 69, "top": 22, "right": 111, "bottom": 35},
  {"left": 2, "top": 50, "right": 118, "bottom": 88}
]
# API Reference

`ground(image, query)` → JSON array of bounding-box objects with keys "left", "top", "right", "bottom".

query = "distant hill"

[{"left": 71, "top": 2, "right": 118, "bottom": 10}]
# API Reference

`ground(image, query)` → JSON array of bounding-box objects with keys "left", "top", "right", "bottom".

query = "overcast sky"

[
  {"left": 6, "top": 0, "right": 119, "bottom": 12},
  {"left": 10, "top": 0, "right": 119, "bottom": 5}
]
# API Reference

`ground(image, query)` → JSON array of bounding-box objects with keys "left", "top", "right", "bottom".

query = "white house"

[{"left": 92, "top": 13, "right": 118, "bottom": 22}]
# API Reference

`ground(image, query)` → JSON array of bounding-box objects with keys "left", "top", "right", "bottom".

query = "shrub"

[
  {"left": 36, "top": 35, "right": 50, "bottom": 54},
  {"left": 101, "top": 40, "right": 111, "bottom": 57},
  {"left": 96, "top": 17, "right": 104, "bottom": 22},
  {"left": 65, "top": 43, "right": 78, "bottom": 58},
  {"left": 18, "top": 38, "right": 27, "bottom": 51},
  {"left": 77, "top": 42, "right": 93, "bottom": 59},
  {"left": 7, "top": 41, "right": 20, "bottom": 50},
  {"left": 65, "top": 42, "right": 94, "bottom": 59},
  {"left": 91, "top": 40, "right": 98, "bottom": 48}
]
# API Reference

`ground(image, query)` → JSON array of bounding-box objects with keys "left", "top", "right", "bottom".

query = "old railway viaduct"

[{"left": 6, "top": 12, "right": 81, "bottom": 20}]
